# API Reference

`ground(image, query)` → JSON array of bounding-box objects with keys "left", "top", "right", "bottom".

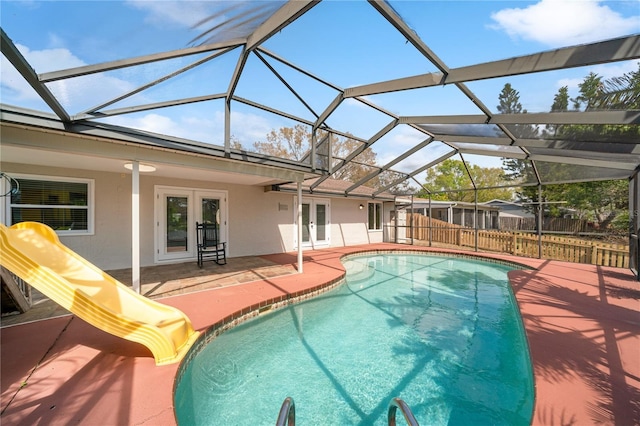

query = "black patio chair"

[{"left": 196, "top": 221, "right": 226, "bottom": 267}]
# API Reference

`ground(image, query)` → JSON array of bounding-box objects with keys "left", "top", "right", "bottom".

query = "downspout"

[
  {"left": 474, "top": 189, "right": 478, "bottom": 252},
  {"left": 131, "top": 161, "right": 140, "bottom": 293},
  {"left": 428, "top": 194, "right": 432, "bottom": 247},
  {"left": 297, "top": 181, "right": 303, "bottom": 273},
  {"left": 393, "top": 198, "right": 398, "bottom": 244},
  {"left": 538, "top": 184, "right": 543, "bottom": 259},
  {"left": 410, "top": 194, "right": 414, "bottom": 245}
]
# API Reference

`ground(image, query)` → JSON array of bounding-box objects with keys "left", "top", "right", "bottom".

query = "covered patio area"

[{"left": 1, "top": 244, "right": 638, "bottom": 425}]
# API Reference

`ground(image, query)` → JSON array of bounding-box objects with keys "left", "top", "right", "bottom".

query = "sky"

[{"left": 1, "top": 0, "right": 639, "bottom": 176}]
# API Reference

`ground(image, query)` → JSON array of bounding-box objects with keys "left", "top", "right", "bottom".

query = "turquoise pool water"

[{"left": 174, "top": 253, "right": 534, "bottom": 425}]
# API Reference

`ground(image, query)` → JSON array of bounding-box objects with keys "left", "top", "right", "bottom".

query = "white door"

[
  {"left": 295, "top": 197, "right": 330, "bottom": 249},
  {"left": 157, "top": 188, "right": 193, "bottom": 261},
  {"left": 155, "top": 187, "right": 227, "bottom": 262}
]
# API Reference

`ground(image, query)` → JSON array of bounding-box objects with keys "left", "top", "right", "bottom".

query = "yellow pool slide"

[{"left": 0, "top": 222, "right": 199, "bottom": 366}]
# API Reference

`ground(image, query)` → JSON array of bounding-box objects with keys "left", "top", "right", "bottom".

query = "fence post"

[
  {"left": 512, "top": 233, "right": 517, "bottom": 255},
  {"left": 591, "top": 243, "right": 597, "bottom": 265}
]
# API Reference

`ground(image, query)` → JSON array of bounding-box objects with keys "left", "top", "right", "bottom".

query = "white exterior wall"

[
  {"left": 2, "top": 162, "right": 133, "bottom": 271},
  {"left": 330, "top": 197, "right": 371, "bottom": 246},
  {"left": 2, "top": 162, "right": 390, "bottom": 271}
]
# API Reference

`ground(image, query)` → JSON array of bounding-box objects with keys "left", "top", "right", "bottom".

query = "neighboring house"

[
  {"left": 482, "top": 199, "right": 580, "bottom": 232},
  {"left": 482, "top": 199, "right": 535, "bottom": 220},
  {"left": 400, "top": 198, "right": 501, "bottom": 230},
  {"left": 0, "top": 113, "right": 394, "bottom": 273}
]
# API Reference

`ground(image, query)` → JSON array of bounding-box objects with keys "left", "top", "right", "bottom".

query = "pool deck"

[{"left": 1, "top": 243, "right": 639, "bottom": 425}]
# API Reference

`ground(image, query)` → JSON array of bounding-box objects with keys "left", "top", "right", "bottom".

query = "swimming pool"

[{"left": 174, "top": 253, "right": 534, "bottom": 425}]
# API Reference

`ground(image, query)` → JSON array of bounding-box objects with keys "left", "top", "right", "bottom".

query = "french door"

[
  {"left": 155, "top": 187, "right": 227, "bottom": 262},
  {"left": 294, "top": 197, "right": 330, "bottom": 249}
]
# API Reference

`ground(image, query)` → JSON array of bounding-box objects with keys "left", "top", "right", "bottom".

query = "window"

[
  {"left": 368, "top": 202, "right": 382, "bottom": 231},
  {"left": 9, "top": 175, "right": 94, "bottom": 234}
]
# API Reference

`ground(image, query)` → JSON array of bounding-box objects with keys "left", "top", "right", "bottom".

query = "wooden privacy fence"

[
  {"left": 407, "top": 214, "right": 629, "bottom": 268},
  {"left": 500, "top": 216, "right": 597, "bottom": 233}
]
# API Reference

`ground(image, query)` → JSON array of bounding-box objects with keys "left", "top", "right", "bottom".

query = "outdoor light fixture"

[
  {"left": 124, "top": 162, "right": 156, "bottom": 172},
  {"left": 359, "top": 204, "right": 364, "bottom": 210}
]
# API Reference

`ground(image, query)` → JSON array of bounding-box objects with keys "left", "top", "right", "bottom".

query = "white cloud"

[
  {"left": 230, "top": 110, "right": 275, "bottom": 144},
  {"left": 556, "top": 77, "right": 584, "bottom": 91},
  {"left": 490, "top": 0, "right": 640, "bottom": 47},
  {"left": 105, "top": 108, "right": 278, "bottom": 147},
  {"left": 1, "top": 43, "right": 87, "bottom": 104},
  {"left": 18, "top": 43, "right": 85, "bottom": 72},
  {"left": 105, "top": 113, "right": 182, "bottom": 137},
  {"left": 126, "top": 0, "right": 223, "bottom": 30},
  {"left": 1, "top": 43, "right": 136, "bottom": 112},
  {"left": 590, "top": 60, "right": 640, "bottom": 79}
]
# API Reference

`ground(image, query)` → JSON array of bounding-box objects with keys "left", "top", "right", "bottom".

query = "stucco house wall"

[
  {"left": 2, "top": 162, "right": 134, "bottom": 270},
  {"left": 1, "top": 162, "right": 386, "bottom": 271}
]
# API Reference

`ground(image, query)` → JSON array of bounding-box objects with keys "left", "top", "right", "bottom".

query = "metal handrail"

[
  {"left": 276, "top": 397, "right": 295, "bottom": 426},
  {"left": 388, "top": 397, "right": 419, "bottom": 426}
]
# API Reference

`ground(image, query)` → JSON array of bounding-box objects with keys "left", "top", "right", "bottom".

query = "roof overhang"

[{"left": 1, "top": 105, "right": 313, "bottom": 186}]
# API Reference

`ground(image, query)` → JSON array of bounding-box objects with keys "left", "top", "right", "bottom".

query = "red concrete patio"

[{"left": 1, "top": 244, "right": 639, "bottom": 425}]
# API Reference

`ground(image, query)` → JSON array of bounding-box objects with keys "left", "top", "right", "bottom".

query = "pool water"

[{"left": 174, "top": 254, "right": 534, "bottom": 425}]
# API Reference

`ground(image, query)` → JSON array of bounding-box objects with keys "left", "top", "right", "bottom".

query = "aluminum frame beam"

[
  {"left": 345, "top": 136, "right": 434, "bottom": 194},
  {"left": 257, "top": 47, "right": 344, "bottom": 92},
  {"left": 232, "top": 96, "right": 315, "bottom": 127},
  {"left": 254, "top": 50, "right": 320, "bottom": 120},
  {"left": 403, "top": 111, "right": 640, "bottom": 125},
  {"left": 448, "top": 34, "right": 640, "bottom": 84},
  {"left": 368, "top": 0, "right": 448, "bottom": 74},
  {"left": 78, "top": 93, "right": 228, "bottom": 120},
  {"left": 39, "top": 39, "right": 247, "bottom": 82},
  {"left": 529, "top": 154, "right": 636, "bottom": 170},
  {"left": 311, "top": 118, "right": 397, "bottom": 191},
  {"left": 245, "top": 1, "right": 319, "bottom": 51},
  {"left": 345, "top": 35, "right": 640, "bottom": 98},
  {"left": 373, "top": 151, "right": 457, "bottom": 196},
  {"left": 79, "top": 47, "right": 237, "bottom": 117},
  {"left": 1, "top": 28, "right": 70, "bottom": 122},
  {"left": 434, "top": 133, "right": 640, "bottom": 148}
]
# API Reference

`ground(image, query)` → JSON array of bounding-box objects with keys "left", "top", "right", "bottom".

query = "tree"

[
  {"left": 419, "top": 159, "right": 513, "bottom": 202},
  {"left": 252, "top": 124, "right": 310, "bottom": 161},
  {"left": 251, "top": 125, "right": 386, "bottom": 188},
  {"left": 498, "top": 83, "right": 544, "bottom": 220},
  {"left": 561, "top": 180, "right": 627, "bottom": 227},
  {"left": 572, "top": 72, "right": 603, "bottom": 110},
  {"left": 378, "top": 170, "right": 417, "bottom": 195},
  {"left": 499, "top": 83, "right": 538, "bottom": 188},
  {"left": 554, "top": 66, "right": 637, "bottom": 228},
  {"left": 501, "top": 65, "right": 638, "bottom": 230},
  {"left": 497, "top": 83, "right": 523, "bottom": 114},
  {"left": 329, "top": 136, "right": 378, "bottom": 184},
  {"left": 595, "top": 62, "right": 640, "bottom": 109},
  {"left": 496, "top": 83, "right": 539, "bottom": 139},
  {"left": 566, "top": 64, "right": 640, "bottom": 142},
  {"left": 543, "top": 85, "right": 569, "bottom": 138}
]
